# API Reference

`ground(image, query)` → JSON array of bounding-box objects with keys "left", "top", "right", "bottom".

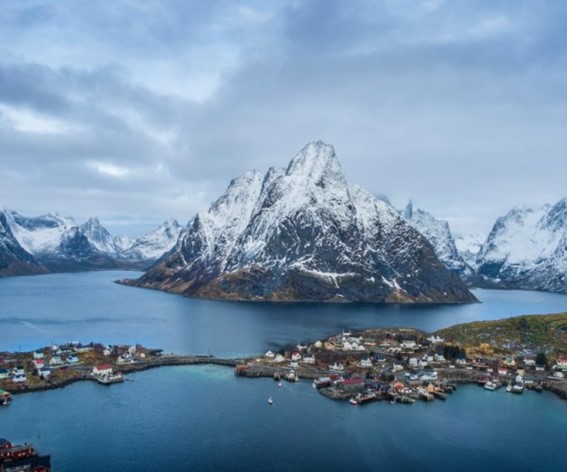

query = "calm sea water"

[
  {"left": 0, "top": 271, "right": 566, "bottom": 471},
  {"left": 1, "top": 271, "right": 566, "bottom": 356}
]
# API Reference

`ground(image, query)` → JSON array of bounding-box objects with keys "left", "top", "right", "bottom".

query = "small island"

[{"left": 1, "top": 313, "right": 566, "bottom": 407}]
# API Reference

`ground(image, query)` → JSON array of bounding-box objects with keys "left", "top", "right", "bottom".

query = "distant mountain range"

[
  {"left": 0, "top": 210, "right": 181, "bottom": 276},
  {"left": 400, "top": 199, "right": 567, "bottom": 295},
  {"left": 124, "top": 142, "right": 475, "bottom": 303},
  {"left": 2, "top": 142, "right": 565, "bottom": 298}
]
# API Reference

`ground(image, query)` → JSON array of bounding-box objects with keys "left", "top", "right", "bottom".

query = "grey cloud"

[{"left": 1, "top": 0, "right": 567, "bottom": 237}]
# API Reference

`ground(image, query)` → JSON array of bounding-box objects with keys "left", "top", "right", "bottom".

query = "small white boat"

[
  {"left": 349, "top": 397, "right": 358, "bottom": 406},
  {"left": 278, "top": 382, "right": 282, "bottom": 388},
  {"left": 268, "top": 396, "right": 273, "bottom": 405},
  {"left": 484, "top": 381, "right": 497, "bottom": 391}
]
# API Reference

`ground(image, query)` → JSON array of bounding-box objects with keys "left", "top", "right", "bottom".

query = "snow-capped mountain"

[
  {"left": 476, "top": 199, "right": 567, "bottom": 293},
  {"left": 454, "top": 233, "right": 484, "bottom": 269},
  {"left": 122, "top": 219, "right": 182, "bottom": 263},
  {"left": 0, "top": 210, "right": 45, "bottom": 276},
  {"left": 127, "top": 142, "right": 475, "bottom": 303},
  {"left": 2, "top": 211, "right": 182, "bottom": 272},
  {"left": 81, "top": 217, "right": 122, "bottom": 254},
  {"left": 401, "top": 201, "right": 476, "bottom": 281},
  {"left": 6, "top": 211, "right": 76, "bottom": 255}
]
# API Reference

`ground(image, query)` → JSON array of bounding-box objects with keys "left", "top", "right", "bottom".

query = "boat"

[
  {"left": 313, "top": 377, "right": 332, "bottom": 389},
  {"left": 432, "top": 390, "right": 447, "bottom": 401},
  {"left": 273, "top": 372, "right": 282, "bottom": 381},
  {"left": 278, "top": 382, "right": 282, "bottom": 388},
  {"left": 399, "top": 395, "right": 415, "bottom": 404},
  {"left": 506, "top": 384, "right": 512, "bottom": 393},
  {"left": 0, "top": 389, "right": 12, "bottom": 406},
  {"left": 511, "top": 384, "right": 524, "bottom": 395},
  {"left": 355, "top": 391, "right": 378, "bottom": 405},
  {"left": 416, "top": 387, "right": 434, "bottom": 401},
  {"left": 484, "top": 381, "right": 498, "bottom": 391},
  {"left": 268, "top": 396, "right": 273, "bottom": 405},
  {"left": 349, "top": 397, "right": 358, "bottom": 406},
  {"left": 96, "top": 373, "right": 124, "bottom": 385}
]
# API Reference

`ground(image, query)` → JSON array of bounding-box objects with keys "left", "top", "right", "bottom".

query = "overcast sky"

[{"left": 1, "top": 0, "right": 566, "bottom": 237}]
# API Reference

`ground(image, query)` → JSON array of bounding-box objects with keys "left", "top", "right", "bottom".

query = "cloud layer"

[{"left": 1, "top": 0, "right": 566, "bottom": 236}]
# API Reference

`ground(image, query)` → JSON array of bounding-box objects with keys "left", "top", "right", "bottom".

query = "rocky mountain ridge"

[
  {"left": 0, "top": 209, "right": 181, "bottom": 275},
  {"left": 126, "top": 142, "right": 476, "bottom": 303}
]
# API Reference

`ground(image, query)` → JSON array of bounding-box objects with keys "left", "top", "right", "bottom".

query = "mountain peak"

[
  {"left": 130, "top": 143, "right": 475, "bottom": 303},
  {"left": 286, "top": 141, "right": 341, "bottom": 181}
]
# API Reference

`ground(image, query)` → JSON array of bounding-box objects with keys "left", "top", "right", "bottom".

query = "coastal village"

[
  {"left": 236, "top": 313, "right": 567, "bottom": 405},
  {"left": 1, "top": 314, "right": 566, "bottom": 410}
]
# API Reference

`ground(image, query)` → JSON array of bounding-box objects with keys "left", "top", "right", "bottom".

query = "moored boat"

[
  {"left": 0, "top": 389, "right": 12, "bottom": 406},
  {"left": 484, "top": 381, "right": 498, "bottom": 391},
  {"left": 313, "top": 377, "right": 332, "bottom": 389},
  {"left": 96, "top": 373, "right": 124, "bottom": 385}
]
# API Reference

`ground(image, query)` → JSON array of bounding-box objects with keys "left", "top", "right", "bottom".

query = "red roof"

[
  {"left": 342, "top": 377, "right": 364, "bottom": 385},
  {"left": 94, "top": 364, "right": 113, "bottom": 371}
]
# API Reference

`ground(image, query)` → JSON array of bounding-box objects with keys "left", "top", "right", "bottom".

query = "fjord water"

[
  {"left": 1, "top": 271, "right": 566, "bottom": 471},
  {"left": 1, "top": 271, "right": 567, "bottom": 355}
]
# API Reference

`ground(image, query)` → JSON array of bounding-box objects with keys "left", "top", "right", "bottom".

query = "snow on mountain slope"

[
  {"left": 129, "top": 142, "right": 475, "bottom": 303},
  {"left": 476, "top": 199, "right": 567, "bottom": 293},
  {"left": 454, "top": 233, "right": 484, "bottom": 268},
  {"left": 6, "top": 211, "right": 76, "bottom": 255},
  {"left": 402, "top": 201, "right": 475, "bottom": 280},
  {"left": 0, "top": 210, "right": 45, "bottom": 276},
  {"left": 3, "top": 211, "right": 180, "bottom": 271},
  {"left": 81, "top": 217, "right": 120, "bottom": 254},
  {"left": 122, "top": 219, "right": 182, "bottom": 262}
]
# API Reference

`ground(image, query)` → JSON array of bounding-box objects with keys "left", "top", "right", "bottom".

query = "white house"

[
  {"left": 556, "top": 357, "right": 567, "bottom": 369},
  {"left": 66, "top": 354, "right": 79, "bottom": 364},
  {"left": 12, "top": 366, "right": 25, "bottom": 376},
  {"left": 117, "top": 353, "right": 133, "bottom": 364},
  {"left": 434, "top": 353, "right": 446, "bottom": 362},
  {"left": 50, "top": 356, "right": 63, "bottom": 366},
  {"left": 392, "top": 363, "right": 404, "bottom": 372},
  {"left": 274, "top": 354, "right": 285, "bottom": 363},
  {"left": 401, "top": 340, "right": 417, "bottom": 350},
  {"left": 291, "top": 352, "right": 302, "bottom": 362},
  {"left": 427, "top": 335, "right": 444, "bottom": 343},
  {"left": 408, "top": 358, "right": 419, "bottom": 368},
  {"left": 420, "top": 371, "right": 438, "bottom": 381},
  {"left": 264, "top": 351, "right": 275, "bottom": 358},
  {"left": 33, "top": 351, "right": 44, "bottom": 360},
  {"left": 302, "top": 354, "right": 315, "bottom": 365},
  {"left": 32, "top": 358, "right": 45, "bottom": 370},
  {"left": 289, "top": 360, "right": 299, "bottom": 369},
  {"left": 329, "top": 362, "right": 345, "bottom": 372},
  {"left": 359, "top": 358, "right": 373, "bottom": 368},
  {"left": 12, "top": 374, "right": 26, "bottom": 383},
  {"left": 314, "top": 341, "right": 322, "bottom": 349},
  {"left": 92, "top": 364, "right": 113, "bottom": 376},
  {"left": 0, "top": 369, "right": 10, "bottom": 379},
  {"left": 38, "top": 367, "right": 52, "bottom": 380}
]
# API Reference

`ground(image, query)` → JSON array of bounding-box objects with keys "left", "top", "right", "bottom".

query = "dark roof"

[{"left": 0, "top": 438, "right": 11, "bottom": 448}]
